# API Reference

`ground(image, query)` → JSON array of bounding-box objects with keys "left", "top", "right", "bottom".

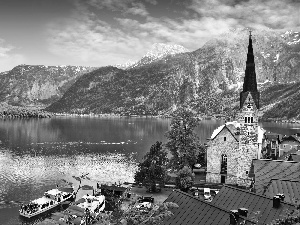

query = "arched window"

[
  {"left": 221, "top": 154, "right": 227, "bottom": 174},
  {"left": 251, "top": 117, "right": 253, "bottom": 123}
]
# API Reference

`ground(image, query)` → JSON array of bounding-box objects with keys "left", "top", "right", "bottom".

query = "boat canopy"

[
  {"left": 32, "top": 197, "right": 52, "bottom": 205},
  {"left": 45, "top": 189, "right": 62, "bottom": 196}
]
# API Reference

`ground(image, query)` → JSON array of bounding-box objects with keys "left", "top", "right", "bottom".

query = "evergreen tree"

[
  {"left": 165, "top": 106, "right": 203, "bottom": 170},
  {"left": 134, "top": 141, "right": 168, "bottom": 192},
  {"left": 176, "top": 166, "right": 195, "bottom": 192}
]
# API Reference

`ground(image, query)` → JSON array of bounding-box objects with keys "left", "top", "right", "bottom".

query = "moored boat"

[{"left": 19, "top": 188, "right": 76, "bottom": 218}]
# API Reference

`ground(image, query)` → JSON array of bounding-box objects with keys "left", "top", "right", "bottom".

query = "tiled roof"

[
  {"left": 265, "top": 132, "right": 281, "bottom": 141},
  {"left": 280, "top": 135, "right": 300, "bottom": 144},
  {"left": 263, "top": 179, "right": 300, "bottom": 204},
  {"left": 211, "top": 185, "right": 295, "bottom": 225},
  {"left": 163, "top": 190, "right": 255, "bottom": 225},
  {"left": 250, "top": 159, "right": 300, "bottom": 195}
]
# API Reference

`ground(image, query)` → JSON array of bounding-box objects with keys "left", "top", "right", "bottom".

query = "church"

[{"left": 206, "top": 32, "right": 265, "bottom": 186}]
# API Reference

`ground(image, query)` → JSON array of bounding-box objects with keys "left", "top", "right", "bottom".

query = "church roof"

[
  {"left": 210, "top": 121, "right": 265, "bottom": 144},
  {"left": 250, "top": 159, "right": 300, "bottom": 195},
  {"left": 163, "top": 189, "right": 255, "bottom": 225},
  {"left": 211, "top": 185, "right": 295, "bottom": 225}
]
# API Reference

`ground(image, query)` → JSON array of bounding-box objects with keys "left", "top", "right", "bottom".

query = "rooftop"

[
  {"left": 163, "top": 189, "right": 255, "bottom": 225},
  {"left": 211, "top": 185, "right": 295, "bottom": 225},
  {"left": 250, "top": 159, "right": 300, "bottom": 195},
  {"left": 263, "top": 179, "right": 300, "bottom": 204}
]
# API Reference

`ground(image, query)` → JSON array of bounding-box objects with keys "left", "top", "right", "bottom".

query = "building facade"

[{"left": 206, "top": 32, "right": 265, "bottom": 186}]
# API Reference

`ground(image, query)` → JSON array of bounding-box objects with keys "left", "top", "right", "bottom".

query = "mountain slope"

[
  {"left": 0, "top": 65, "right": 97, "bottom": 107},
  {"left": 47, "top": 29, "right": 300, "bottom": 119}
]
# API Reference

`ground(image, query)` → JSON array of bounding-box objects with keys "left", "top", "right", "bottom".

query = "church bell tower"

[{"left": 238, "top": 31, "right": 259, "bottom": 146}]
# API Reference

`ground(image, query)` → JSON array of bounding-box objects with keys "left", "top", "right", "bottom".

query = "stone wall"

[{"left": 206, "top": 126, "right": 239, "bottom": 184}]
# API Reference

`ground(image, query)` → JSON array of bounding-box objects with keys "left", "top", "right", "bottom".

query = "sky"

[{"left": 0, "top": 0, "right": 299, "bottom": 72}]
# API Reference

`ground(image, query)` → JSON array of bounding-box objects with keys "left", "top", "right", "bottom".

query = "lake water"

[{"left": 1, "top": 116, "right": 300, "bottom": 224}]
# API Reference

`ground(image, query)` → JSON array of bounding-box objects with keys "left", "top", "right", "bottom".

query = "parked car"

[
  {"left": 138, "top": 196, "right": 154, "bottom": 203},
  {"left": 204, "top": 188, "right": 212, "bottom": 201}
]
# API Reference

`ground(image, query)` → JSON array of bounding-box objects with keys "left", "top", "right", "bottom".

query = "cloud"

[
  {"left": 85, "top": 0, "right": 149, "bottom": 17},
  {"left": 46, "top": 4, "right": 148, "bottom": 66},
  {"left": 46, "top": 0, "right": 300, "bottom": 68},
  {"left": 145, "top": 0, "right": 157, "bottom": 5},
  {"left": 0, "top": 39, "right": 25, "bottom": 72},
  {"left": 188, "top": 0, "right": 300, "bottom": 30}
]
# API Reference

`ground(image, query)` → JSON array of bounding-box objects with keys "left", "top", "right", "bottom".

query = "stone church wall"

[{"left": 206, "top": 127, "right": 239, "bottom": 184}]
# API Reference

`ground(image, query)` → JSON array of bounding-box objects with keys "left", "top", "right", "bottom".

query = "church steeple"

[{"left": 240, "top": 31, "right": 260, "bottom": 109}]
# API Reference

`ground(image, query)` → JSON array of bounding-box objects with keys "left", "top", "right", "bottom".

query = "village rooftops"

[
  {"left": 211, "top": 185, "right": 295, "bottom": 225},
  {"left": 249, "top": 159, "right": 300, "bottom": 195},
  {"left": 163, "top": 189, "right": 255, "bottom": 225},
  {"left": 263, "top": 179, "right": 300, "bottom": 204}
]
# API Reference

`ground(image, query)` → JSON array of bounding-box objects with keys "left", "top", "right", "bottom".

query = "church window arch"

[{"left": 221, "top": 154, "right": 227, "bottom": 174}]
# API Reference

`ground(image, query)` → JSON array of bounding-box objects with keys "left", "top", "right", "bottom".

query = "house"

[
  {"left": 263, "top": 179, "right": 300, "bottom": 204},
  {"left": 263, "top": 132, "right": 282, "bottom": 159},
  {"left": 163, "top": 189, "right": 255, "bottom": 225},
  {"left": 279, "top": 135, "right": 300, "bottom": 157},
  {"left": 211, "top": 185, "right": 296, "bottom": 224},
  {"left": 249, "top": 159, "right": 300, "bottom": 195},
  {"left": 206, "top": 32, "right": 265, "bottom": 186}
]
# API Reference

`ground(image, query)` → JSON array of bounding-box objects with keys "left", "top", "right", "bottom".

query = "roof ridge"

[
  {"left": 270, "top": 178, "right": 300, "bottom": 182},
  {"left": 223, "top": 185, "right": 296, "bottom": 207},
  {"left": 253, "top": 159, "right": 299, "bottom": 163}
]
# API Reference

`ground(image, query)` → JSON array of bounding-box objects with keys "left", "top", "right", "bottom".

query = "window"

[
  {"left": 251, "top": 117, "right": 253, "bottom": 123},
  {"left": 271, "top": 141, "right": 276, "bottom": 149},
  {"left": 246, "top": 171, "right": 249, "bottom": 174},
  {"left": 224, "top": 137, "right": 226, "bottom": 141},
  {"left": 248, "top": 117, "right": 251, "bottom": 123},
  {"left": 221, "top": 154, "right": 227, "bottom": 174}
]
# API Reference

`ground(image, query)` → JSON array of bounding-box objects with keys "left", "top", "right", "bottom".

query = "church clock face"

[{"left": 246, "top": 103, "right": 253, "bottom": 111}]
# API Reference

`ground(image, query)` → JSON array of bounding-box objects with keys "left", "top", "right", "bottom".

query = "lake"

[{"left": 1, "top": 116, "right": 300, "bottom": 224}]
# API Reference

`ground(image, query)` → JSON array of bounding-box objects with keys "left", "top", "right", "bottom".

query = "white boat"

[{"left": 19, "top": 188, "right": 76, "bottom": 218}]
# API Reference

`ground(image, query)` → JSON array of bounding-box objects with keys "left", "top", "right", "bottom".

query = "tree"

[
  {"left": 134, "top": 141, "right": 168, "bottom": 192},
  {"left": 165, "top": 106, "right": 202, "bottom": 170},
  {"left": 176, "top": 166, "right": 195, "bottom": 192},
  {"left": 98, "top": 201, "right": 179, "bottom": 225}
]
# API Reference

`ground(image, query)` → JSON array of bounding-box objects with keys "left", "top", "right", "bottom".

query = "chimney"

[
  {"left": 273, "top": 195, "right": 281, "bottom": 208},
  {"left": 230, "top": 210, "right": 239, "bottom": 225},
  {"left": 277, "top": 193, "right": 285, "bottom": 201},
  {"left": 238, "top": 208, "right": 248, "bottom": 217}
]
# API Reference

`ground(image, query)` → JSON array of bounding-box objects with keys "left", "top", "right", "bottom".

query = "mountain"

[
  {"left": 46, "top": 29, "right": 300, "bottom": 119},
  {"left": 0, "top": 65, "right": 97, "bottom": 107},
  {"left": 114, "top": 43, "right": 189, "bottom": 69}
]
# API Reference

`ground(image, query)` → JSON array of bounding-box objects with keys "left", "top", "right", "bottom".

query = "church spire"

[{"left": 240, "top": 31, "right": 259, "bottom": 109}]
